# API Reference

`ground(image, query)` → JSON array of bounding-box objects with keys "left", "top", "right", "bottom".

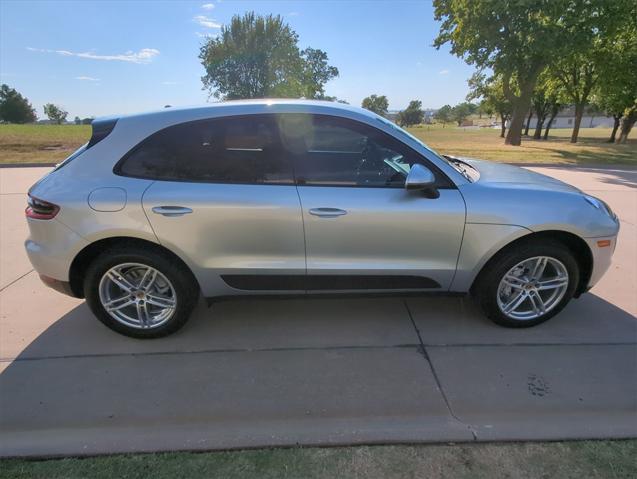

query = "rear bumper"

[
  {"left": 38, "top": 274, "right": 78, "bottom": 297},
  {"left": 24, "top": 218, "right": 88, "bottom": 285}
]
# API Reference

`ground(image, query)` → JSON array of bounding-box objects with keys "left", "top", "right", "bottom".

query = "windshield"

[
  {"left": 375, "top": 116, "right": 479, "bottom": 182},
  {"left": 374, "top": 116, "right": 446, "bottom": 161}
]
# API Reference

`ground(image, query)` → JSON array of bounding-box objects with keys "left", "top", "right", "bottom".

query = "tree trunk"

[
  {"left": 524, "top": 109, "right": 533, "bottom": 136},
  {"left": 499, "top": 112, "right": 507, "bottom": 138},
  {"left": 616, "top": 111, "right": 636, "bottom": 144},
  {"left": 543, "top": 112, "right": 557, "bottom": 140},
  {"left": 608, "top": 115, "right": 621, "bottom": 142},
  {"left": 570, "top": 103, "right": 585, "bottom": 143},
  {"left": 533, "top": 116, "right": 545, "bottom": 139},
  {"left": 505, "top": 97, "right": 533, "bottom": 146}
]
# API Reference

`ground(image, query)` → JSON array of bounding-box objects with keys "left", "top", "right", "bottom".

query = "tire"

[
  {"left": 84, "top": 246, "right": 199, "bottom": 338},
  {"left": 473, "top": 239, "right": 579, "bottom": 328}
]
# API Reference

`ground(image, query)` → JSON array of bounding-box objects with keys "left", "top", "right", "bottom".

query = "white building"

[{"left": 526, "top": 106, "right": 615, "bottom": 129}]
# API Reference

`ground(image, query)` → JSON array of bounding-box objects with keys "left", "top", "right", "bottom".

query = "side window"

[
  {"left": 117, "top": 115, "right": 293, "bottom": 184},
  {"left": 281, "top": 115, "right": 428, "bottom": 188}
]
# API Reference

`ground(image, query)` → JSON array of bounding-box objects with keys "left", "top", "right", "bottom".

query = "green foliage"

[
  {"left": 397, "top": 100, "right": 424, "bottom": 127},
  {"left": 43, "top": 103, "right": 68, "bottom": 124},
  {"left": 434, "top": 104, "right": 453, "bottom": 125},
  {"left": 199, "top": 12, "right": 338, "bottom": 100},
  {"left": 433, "top": 0, "right": 630, "bottom": 145},
  {"left": 361, "top": 94, "right": 389, "bottom": 116},
  {"left": 300, "top": 47, "right": 339, "bottom": 99},
  {"left": 0, "top": 84, "right": 36, "bottom": 123},
  {"left": 450, "top": 102, "right": 474, "bottom": 126}
]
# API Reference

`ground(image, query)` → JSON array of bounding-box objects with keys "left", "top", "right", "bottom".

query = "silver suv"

[{"left": 25, "top": 100, "right": 619, "bottom": 338}]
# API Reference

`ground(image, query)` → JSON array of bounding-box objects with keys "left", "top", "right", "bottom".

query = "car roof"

[{"left": 96, "top": 99, "right": 380, "bottom": 124}]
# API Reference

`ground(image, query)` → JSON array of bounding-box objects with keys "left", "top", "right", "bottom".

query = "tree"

[
  {"left": 74, "top": 116, "right": 81, "bottom": 125},
  {"left": 300, "top": 47, "right": 339, "bottom": 99},
  {"left": 361, "top": 94, "right": 389, "bottom": 117},
  {"left": 467, "top": 72, "right": 512, "bottom": 138},
  {"left": 434, "top": 104, "right": 452, "bottom": 127},
  {"left": 592, "top": 8, "right": 637, "bottom": 143},
  {"left": 433, "top": 0, "right": 627, "bottom": 146},
  {"left": 81, "top": 117, "right": 94, "bottom": 125},
  {"left": 451, "top": 102, "right": 473, "bottom": 126},
  {"left": 199, "top": 12, "right": 338, "bottom": 100},
  {"left": 552, "top": 53, "right": 598, "bottom": 143},
  {"left": 397, "top": 100, "right": 424, "bottom": 127},
  {"left": 43, "top": 104, "right": 67, "bottom": 124},
  {"left": 0, "top": 84, "right": 36, "bottom": 123}
]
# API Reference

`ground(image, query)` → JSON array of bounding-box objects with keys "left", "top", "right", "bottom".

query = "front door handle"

[
  {"left": 309, "top": 207, "right": 347, "bottom": 218},
  {"left": 152, "top": 206, "right": 193, "bottom": 217}
]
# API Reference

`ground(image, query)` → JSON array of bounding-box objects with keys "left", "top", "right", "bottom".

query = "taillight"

[{"left": 26, "top": 194, "right": 59, "bottom": 220}]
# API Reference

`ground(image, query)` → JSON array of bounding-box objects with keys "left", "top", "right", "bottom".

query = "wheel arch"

[
  {"left": 470, "top": 230, "right": 593, "bottom": 297},
  {"left": 68, "top": 236, "right": 201, "bottom": 298}
]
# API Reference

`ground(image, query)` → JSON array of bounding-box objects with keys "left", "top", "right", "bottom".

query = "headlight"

[{"left": 583, "top": 195, "right": 617, "bottom": 220}]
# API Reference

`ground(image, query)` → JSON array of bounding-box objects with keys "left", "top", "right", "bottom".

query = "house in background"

[{"left": 527, "top": 106, "right": 614, "bottom": 129}]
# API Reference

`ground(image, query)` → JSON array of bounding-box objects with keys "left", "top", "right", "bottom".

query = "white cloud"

[
  {"left": 439, "top": 69, "right": 450, "bottom": 75},
  {"left": 193, "top": 15, "right": 221, "bottom": 28},
  {"left": 27, "top": 47, "right": 160, "bottom": 64},
  {"left": 201, "top": 3, "right": 215, "bottom": 9},
  {"left": 288, "top": 12, "right": 299, "bottom": 17},
  {"left": 162, "top": 81, "right": 178, "bottom": 85},
  {"left": 75, "top": 76, "right": 100, "bottom": 81}
]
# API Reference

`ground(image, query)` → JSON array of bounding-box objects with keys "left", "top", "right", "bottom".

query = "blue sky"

[{"left": 0, "top": 0, "right": 476, "bottom": 119}]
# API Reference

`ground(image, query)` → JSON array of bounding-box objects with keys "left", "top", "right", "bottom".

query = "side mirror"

[{"left": 405, "top": 164, "right": 439, "bottom": 198}]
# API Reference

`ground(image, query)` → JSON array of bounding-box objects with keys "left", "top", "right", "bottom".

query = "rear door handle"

[
  {"left": 152, "top": 206, "right": 193, "bottom": 217},
  {"left": 309, "top": 207, "right": 347, "bottom": 218}
]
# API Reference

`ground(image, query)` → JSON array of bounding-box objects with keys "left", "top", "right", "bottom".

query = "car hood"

[{"left": 457, "top": 157, "right": 581, "bottom": 194}]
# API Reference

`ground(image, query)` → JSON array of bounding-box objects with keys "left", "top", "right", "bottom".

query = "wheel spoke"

[
  {"left": 104, "top": 296, "right": 135, "bottom": 311},
  {"left": 145, "top": 294, "right": 176, "bottom": 309},
  {"left": 503, "top": 290, "right": 527, "bottom": 313},
  {"left": 136, "top": 302, "right": 151, "bottom": 327},
  {"left": 528, "top": 290, "right": 546, "bottom": 315},
  {"left": 503, "top": 274, "right": 526, "bottom": 290},
  {"left": 530, "top": 257, "right": 548, "bottom": 280},
  {"left": 139, "top": 268, "right": 158, "bottom": 292},
  {"left": 107, "top": 270, "right": 136, "bottom": 293},
  {"left": 537, "top": 277, "right": 568, "bottom": 290}
]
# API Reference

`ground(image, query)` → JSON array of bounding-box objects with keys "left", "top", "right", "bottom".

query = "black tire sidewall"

[
  {"left": 475, "top": 240, "right": 580, "bottom": 328},
  {"left": 84, "top": 248, "right": 199, "bottom": 338}
]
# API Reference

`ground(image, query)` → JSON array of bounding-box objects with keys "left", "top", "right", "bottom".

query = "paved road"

[{"left": 1, "top": 166, "right": 636, "bottom": 457}]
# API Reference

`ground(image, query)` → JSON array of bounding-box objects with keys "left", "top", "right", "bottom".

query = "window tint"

[
  {"left": 117, "top": 115, "right": 293, "bottom": 184},
  {"left": 281, "top": 115, "right": 433, "bottom": 188}
]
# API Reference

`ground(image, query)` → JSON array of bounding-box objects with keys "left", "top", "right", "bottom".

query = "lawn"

[
  {"left": 2, "top": 441, "right": 636, "bottom": 479},
  {"left": 408, "top": 124, "right": 636, "bottom": 165},
  {"left": 0, "top": 123, "right": 635, "bottom": 166}
]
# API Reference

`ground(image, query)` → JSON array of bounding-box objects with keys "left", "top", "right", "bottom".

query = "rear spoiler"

[{"left": 87, "top": 117, "right": 118, "bottom": 148}]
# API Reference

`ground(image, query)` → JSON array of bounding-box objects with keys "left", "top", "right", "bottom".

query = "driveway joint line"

[
  {"left": 0, "top": 269, "right": 34, "bottom": 293},
  {"left": 0, "top": 343, "right": 422, "bottom": 363},
  {"left": 403, "top": 300, "right": 478, "bottom": 440},
  {"left": 4, "top": 340, "right": 634, "bottom": 364}
]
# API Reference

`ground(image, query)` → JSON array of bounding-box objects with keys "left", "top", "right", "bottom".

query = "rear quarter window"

[{"left": 115, "top": 115, "right": 293, "bottom": 185}]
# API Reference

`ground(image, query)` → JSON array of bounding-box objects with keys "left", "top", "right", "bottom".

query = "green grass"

[
  {"left": 0, "top": 123, "right": 635, "bottom": 166},
  {"left": 0, "top": 124, "right": 90, "bottom": 164},
  {"left": 2, "top": 441, "right": 636, "bottom": 479},
  {"left": 407, "top": 124, "right": 636, "bottom": 165}
]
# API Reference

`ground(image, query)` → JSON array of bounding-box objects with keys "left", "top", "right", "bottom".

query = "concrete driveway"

[{"left": 1, "top": 165, "right": 635, "bottom": 457}]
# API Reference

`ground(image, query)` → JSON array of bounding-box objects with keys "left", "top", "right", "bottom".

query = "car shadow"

[{"left": 1, "top": 293, "right": 634, "bottom": 453}]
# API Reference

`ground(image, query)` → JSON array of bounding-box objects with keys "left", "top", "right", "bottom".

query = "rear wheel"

[
  {"left": 84, "top": 247, "right": 199, "bottom": 338},
  {"left": 474, "top": 240, "right": 579, "bottom": 328}
]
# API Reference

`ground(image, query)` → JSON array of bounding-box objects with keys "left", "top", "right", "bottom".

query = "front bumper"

[{"left": 584, "top": 235, "right": 618, "bottom": 289}]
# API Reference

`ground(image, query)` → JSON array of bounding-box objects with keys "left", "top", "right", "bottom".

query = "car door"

[
  {"left": 280, "top": 113, "right": 466, "bottom": 291},
  {"left": 118, "top": 114, "right": 306, "bottom": 297}
]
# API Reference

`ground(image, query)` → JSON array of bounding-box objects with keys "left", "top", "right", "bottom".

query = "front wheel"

[
  {"left": 474, "top": 241, "right": 580, "bottom": 328},
  {"left": 84, "top": 247, "right": 199, "bottom": 338}
]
